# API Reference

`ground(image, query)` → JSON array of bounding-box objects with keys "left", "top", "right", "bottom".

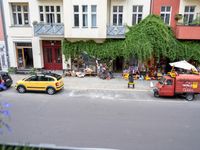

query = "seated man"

[{"left": 0, "top": 76, "right": 7, "bottom": 90}]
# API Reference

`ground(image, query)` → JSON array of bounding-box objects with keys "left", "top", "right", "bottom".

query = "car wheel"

[
  {"left": 46, "top": 87, "right": 55, "bottom": 95},
  {"left": 185, "top": 93, "right": 194, "bottom": 101},
  {"left": 17, "top": 85, "right": 26, "bottom": 93},
  {"left": 154, "top": 91, "right": 159, "bottom": 98}
]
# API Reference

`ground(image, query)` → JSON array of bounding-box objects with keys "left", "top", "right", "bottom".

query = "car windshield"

[
  {"left": 159, "top": 77, "right": 166, "bottom": 85},
  {"left": 49, "top": 73, "right": 62, "bottom": 80}
]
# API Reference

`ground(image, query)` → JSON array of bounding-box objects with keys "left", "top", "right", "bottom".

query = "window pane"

[
  {"left": 113, "top": 14, "right": 117, "bottom": 25},
  {"left": 161, "top": 14, "right": 165, "bottom": 21},
  {"left": 113, "top": 6, "right": 117, "bottom": 12},
  {"left": 138, "top": 6, "right": 143, "bottom": 12},
  {"left": 132, "top": 14, "right": 137, "bottom": 25},
  {"left": 189, "top": 14, "right": 194, "bottom": 24},
  {"left": 91, "top": 5, "right": 97, "bottom": 12},
  {"left": 51, "top": 6, "right": 54, "bottom": 12},
  {"left": 56, "top": 6, "right": 60, "bottom": 12},
  {"left": 46, "top": 14, "right": 50, "bottom": 23},
  {"left": 91, "top": 14, "right": 96, "bottom": 27},
  {"left": 190, "top": 6, "right": 195, "bottom": 12},
  {"left": 166, "top": 6, "right": 171, "bottom": 12},
  {"left": 133, "top": 6, "right": 137, "bottom": 12},
  {"left": 74, "top": 5, "right": 79, "bottom": 12},
  {"left": 82, "top": 5, "right": 88, "bottom": 12},
  {"left": 12, "top": 5, "right": 16, "bottom": 12},
  {"left": 18, "top": 13, "right": 22, "bottom": 24},
  {"left": 13, "top": 13, "right": 17, "bottom": 24},
  {"left": 17, "top": 5, "right": 21, "bottom": 11},
  {"left": 39, "top": 6, "right": 43, "bottom": 12},
  {"left": 57, "top": 14, "right": 61, "bottom": 23},
  {"left": 45, "top": 6, "right": 49, "bottom": 12},
  {"left": 50, "top": 14, "right": 55, "bottom": 23},
  {"left": 138, "top": 14, "right": 142, "bottom": 23},
  {"left": 119, "top": 6, "right": 123, "bottom": 12},
  {"left": 165, "top": 14, "right": 170, "bottom": 24},
  {"left": 40, "top": 14, "right": 44, "bottom": 22},
  {"left": 183, "top": 14, "right": 189, "bottom": 24},
  {"left": 74, "top": 14, "right": 79, "bottom": 26},
  {"left": 83, "top": 14, "right": 88, "bottom": 27},
  {"left": 184, "top": 6, "right": 189, "bottom": 12},
  {"left": 118, "top": 14, "right": 123, "bottom": 25},
  {"left": 161, "top": 6, "right": 165, "bottom": 12},
  {"left": 24, "top": 13, "right": 29, "bottom": 24},
  {"left": 23, "top": 6, "right": 28, "bottom": 12}
]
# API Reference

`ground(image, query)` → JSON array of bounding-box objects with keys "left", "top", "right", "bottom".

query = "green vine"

[{"left": 63, "top": 15, "right": 200, "bottom": 63}]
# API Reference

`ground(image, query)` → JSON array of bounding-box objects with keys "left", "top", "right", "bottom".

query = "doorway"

[
  {"left": 43, "top": 41, "right": 62, "bottom": 70},
  {"left": 114, "top": 57, "right": 124, "bottom": 72},
  {"left": 16, "top": 44, "right": 33, "bottom": 69}
]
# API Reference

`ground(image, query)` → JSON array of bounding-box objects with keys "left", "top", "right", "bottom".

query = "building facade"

[
  {"left": 0, "top": 3, "right": 8, "bottom": 71},
  {"left": 2, "top": 0, "right": 200, "bottom": 71},
  {"left": 152, "top": 0, "right": 200, "bottom": 40},
  {"left": 2, "top": 0, "right": 151, "bottom": 71}
]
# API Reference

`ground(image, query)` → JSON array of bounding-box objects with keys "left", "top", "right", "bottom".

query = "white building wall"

[
  {"left": 109, "top": 0, "right": 151, "bottom": 26},
  {"left": 3, "top": 0, "right": 64, "bottom": 69},
  {"left": 64, "top": 0, "right": 107, "bottom": 39}
]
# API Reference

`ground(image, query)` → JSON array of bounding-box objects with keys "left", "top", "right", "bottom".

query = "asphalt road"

[{"left": 1, "top": 87, "right": 200, "bottom": 150}]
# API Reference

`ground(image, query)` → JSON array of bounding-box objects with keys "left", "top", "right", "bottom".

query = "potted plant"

[{"left": 175, "top": 14, "right": 183, "bottom": 21}]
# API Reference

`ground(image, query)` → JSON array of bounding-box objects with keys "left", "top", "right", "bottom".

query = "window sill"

[
  {"left": 10, "top": 25, "right": 32, "bottom": 28},
  {"left": 82, "top": 26, "right": 88, "bottom": 28},
  {"left": 72, "top": 26, "right": 80, "bottom": 28},
  {"left": 91, "top": 26, "right": 98, "bottom": 28}
]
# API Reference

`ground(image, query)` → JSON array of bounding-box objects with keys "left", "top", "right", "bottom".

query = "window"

[
  {"left": 132, "top": 5, "right": 143, "bottom": 25},
  {"left": 26, "top": 76, "right": 38, "bottom": 81},
  {"left": 184, "top": 6, "right": 195, "bottom": 25},
  {"left": 73, "top": 5, "right": 79, "bottom": 27},
  {"left": 166, "top": 79, "right": 172, "bottom": 85},
  {"left": 39, "top": 6, "right": 61, "bottom": 23},
  {"left": 11, "top": 3, "right": 29, "bottom": 25},
  {"left": 113, "top": 6, "right": 123, "bottom": 26},
  {"left": 91, "top": 5, "right": 97, "bottom": 27},
  {"left": 82, "top": 5, "right": 88, "bottom": 27},
  {"left": 160, "top": 6, "right": 171, "bottom": 25}
]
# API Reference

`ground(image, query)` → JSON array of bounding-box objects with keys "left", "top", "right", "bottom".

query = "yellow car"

[{"left": 15, "top": 73, "right": 64, "bottom": 95}]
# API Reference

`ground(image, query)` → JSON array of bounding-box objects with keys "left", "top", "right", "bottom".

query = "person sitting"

[
  {"left": 128, "top": 71, "right": 135, "bottom": 88},
  {"left": 0, "top": 76, "right": 6, "bottom": 91}
]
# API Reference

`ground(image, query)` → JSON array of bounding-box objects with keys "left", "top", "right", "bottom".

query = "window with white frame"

[
  {"left": 113, "top": 6, "right": 123, "bottom": 26},
  {"left": 160, "top": 6, "right": 171, "bottom": 25},
  {"left": 11, "top": 3, "right": 29, "bottom": 25},
  {"left": 73, "top": 5, "right": 79, "bottom": 27},
  {"left": 91, "top": 5, "right": 97, "bottom": 27},
  {"left": 39, "top": 6, "right": 61, "bottom": 23},
  {"left": 184, "top": 6, "right": 196, "bottom": 25},
  {"left": 82, "top": 5, "right": 88, "bottom": 27},
  {"left": 132, "top": 5, "right": 143, "bottom": 25}
]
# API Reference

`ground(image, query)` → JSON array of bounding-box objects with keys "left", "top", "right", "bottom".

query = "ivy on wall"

[{"left": 63, "top": 15, "right": 200, "bottom": 63}]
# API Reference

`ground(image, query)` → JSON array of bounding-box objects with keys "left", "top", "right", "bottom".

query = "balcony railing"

[
  {"left": 107, "top": 25, "right": 125, "bottom": 38},
  {"left": 34, "top": 23, "right": 64, "bottom": 37}
]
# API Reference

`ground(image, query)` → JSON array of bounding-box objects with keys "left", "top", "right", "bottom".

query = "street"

[{"left": 1, "top": 86, "right": 200, "bottom": 150}]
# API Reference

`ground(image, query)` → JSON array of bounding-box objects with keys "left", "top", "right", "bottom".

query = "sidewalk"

[{"left": 10, "top": 74, "right": 156, "bottom": 92}]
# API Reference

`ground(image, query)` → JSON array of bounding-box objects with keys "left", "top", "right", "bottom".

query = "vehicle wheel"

[
  {"left": 46, "top": 87, "right": 55, "bottom": 95},
  {"left": 128, "top": 84, "right": 130, "bottom": 88},
  {"left": 17, "top": 85, "right": 26, "bottom": 93},
  {"left": 185, "top": 93, "right": 194, "bottom": 101},
  {"left": 133, "top": 84, "right": 135, "bottom": 88},
  {"left": 154, "top": 91, "right": 159, "bottom": 98}
]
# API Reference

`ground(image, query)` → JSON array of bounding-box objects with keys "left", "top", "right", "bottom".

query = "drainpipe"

[
  {"left": 0, "top": 0, "right": 10, "bottom": 68},
  {"left": 150, "top": 0, "right": 154, "bottom": 15}
]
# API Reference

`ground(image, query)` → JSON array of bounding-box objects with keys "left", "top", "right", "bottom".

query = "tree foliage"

[{"left": 63, "top": 15, "right": 200, "bottom": 63}]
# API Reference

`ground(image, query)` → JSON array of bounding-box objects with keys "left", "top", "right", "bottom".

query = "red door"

[{"left": 43, "top": 41, "right": 62, "bottom": 70}]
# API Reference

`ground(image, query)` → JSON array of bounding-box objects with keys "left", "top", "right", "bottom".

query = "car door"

[
  {"left": 37, "top": 75, "right": 52, "bottom": 91},
  {"left": 162, "top": 79, "right": 174, "bottom": 96},
  {"left": 24, "top": 75, "right": 39, "bottom": 91}
]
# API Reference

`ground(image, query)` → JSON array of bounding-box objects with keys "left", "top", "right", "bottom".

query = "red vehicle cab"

[{"left": 153, "top": 73, "right": 200, "bottom": 101}]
